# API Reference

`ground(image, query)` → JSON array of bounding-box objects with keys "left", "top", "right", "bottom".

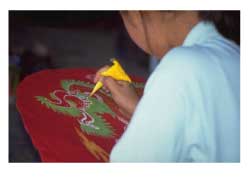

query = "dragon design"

[
  {"left": 34, "top": 78, "right": 144, "bottom": 161},
  {"left": 35, "top": 80, "right": 116, "bottom": 137}
]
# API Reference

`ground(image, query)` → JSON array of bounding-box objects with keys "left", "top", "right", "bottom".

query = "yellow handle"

[
  {"left": 101, "top": 59, "right": 132, "bottom": 83},
  {"left": 89, "top": 58, "right": 131, "bottom": 96}
]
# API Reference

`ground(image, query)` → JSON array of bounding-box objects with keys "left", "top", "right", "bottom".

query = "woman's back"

[{"left": 110, "top": 21, "right": 240, "bottom": 162}]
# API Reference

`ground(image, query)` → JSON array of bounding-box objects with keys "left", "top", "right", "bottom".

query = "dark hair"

[{"left": 198, "top": 11, "right": 240, "bottom": 45}]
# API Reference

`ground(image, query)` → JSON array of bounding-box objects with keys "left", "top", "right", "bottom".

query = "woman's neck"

[{"left": 154, "top": 11, "right": 200, "bottom": 59}]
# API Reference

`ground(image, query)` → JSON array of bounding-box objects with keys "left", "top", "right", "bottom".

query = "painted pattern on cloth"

[
  {"left": 36, "top": 80, "right": 116, "bottom": 137},
  {"left": 16, "top": 68, "right": 144, "bottom": 162}
]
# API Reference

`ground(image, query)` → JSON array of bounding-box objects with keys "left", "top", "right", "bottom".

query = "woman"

[{"left": 94, "top": 11, "right": 240, "bottom": 162}]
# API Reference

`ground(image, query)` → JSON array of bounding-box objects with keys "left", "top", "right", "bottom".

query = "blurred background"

[{"left": 9, "top": 11, "right": 152, "bottom": 162}]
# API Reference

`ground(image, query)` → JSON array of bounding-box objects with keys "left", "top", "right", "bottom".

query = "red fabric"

[{"left": 16, "top": 68, "right": 144, "bottom": 162}]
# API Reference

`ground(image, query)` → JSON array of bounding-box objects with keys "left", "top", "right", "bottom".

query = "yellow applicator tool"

[{"left": 89, "top": 58, "right": 132, "bottom": 96}]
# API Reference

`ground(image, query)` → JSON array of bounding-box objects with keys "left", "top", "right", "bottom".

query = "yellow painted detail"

[{"left": 74, "top": 127, "right": 109, "bottom": 162}]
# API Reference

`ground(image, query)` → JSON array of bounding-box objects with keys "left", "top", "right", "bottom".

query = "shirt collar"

[{"left": 183, "top": 21, "right": 220, "bottom": 47}]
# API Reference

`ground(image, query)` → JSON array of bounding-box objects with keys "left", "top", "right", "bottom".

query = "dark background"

[{"left": 9, "top": 10, "right": 150, "bottom": 162}]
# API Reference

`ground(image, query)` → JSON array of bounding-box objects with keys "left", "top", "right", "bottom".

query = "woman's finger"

[
  {"left": 94, "top": 65, "right": 110, "bottom": 83},
  {"left": 102, "top": 76, "right": 121, "bottom": 95},
  {"left": 117, "top": 80, "right": 130, "bottom": 86}
]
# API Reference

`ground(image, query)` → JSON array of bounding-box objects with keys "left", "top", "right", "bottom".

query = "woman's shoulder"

[
  {"left": 146, "top": 39, "right": 239, "bottom": 91},
  {"left": 155, "top": 46, "right": 212, "bottom": 76},
  {"left": 163, "top": 35, "right": 239, "bottom": 66},
  {"left": 163, "top": 45, "right": 212, "bottom": 65},
  {"left": 158, "top": 38, "right": 238, "bottom": 75},
  {"left": 145, "top": 46, "right": 207, "bottom": 92}
]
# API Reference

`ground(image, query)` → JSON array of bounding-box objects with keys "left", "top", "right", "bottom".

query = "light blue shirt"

[{"left": 110, "top": 21, "right": 240, "bottom": 162}]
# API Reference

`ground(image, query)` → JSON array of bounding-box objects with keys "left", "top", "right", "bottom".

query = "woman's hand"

[{"left": 94, "top": 66, "right": 140, "bottom": 118}]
